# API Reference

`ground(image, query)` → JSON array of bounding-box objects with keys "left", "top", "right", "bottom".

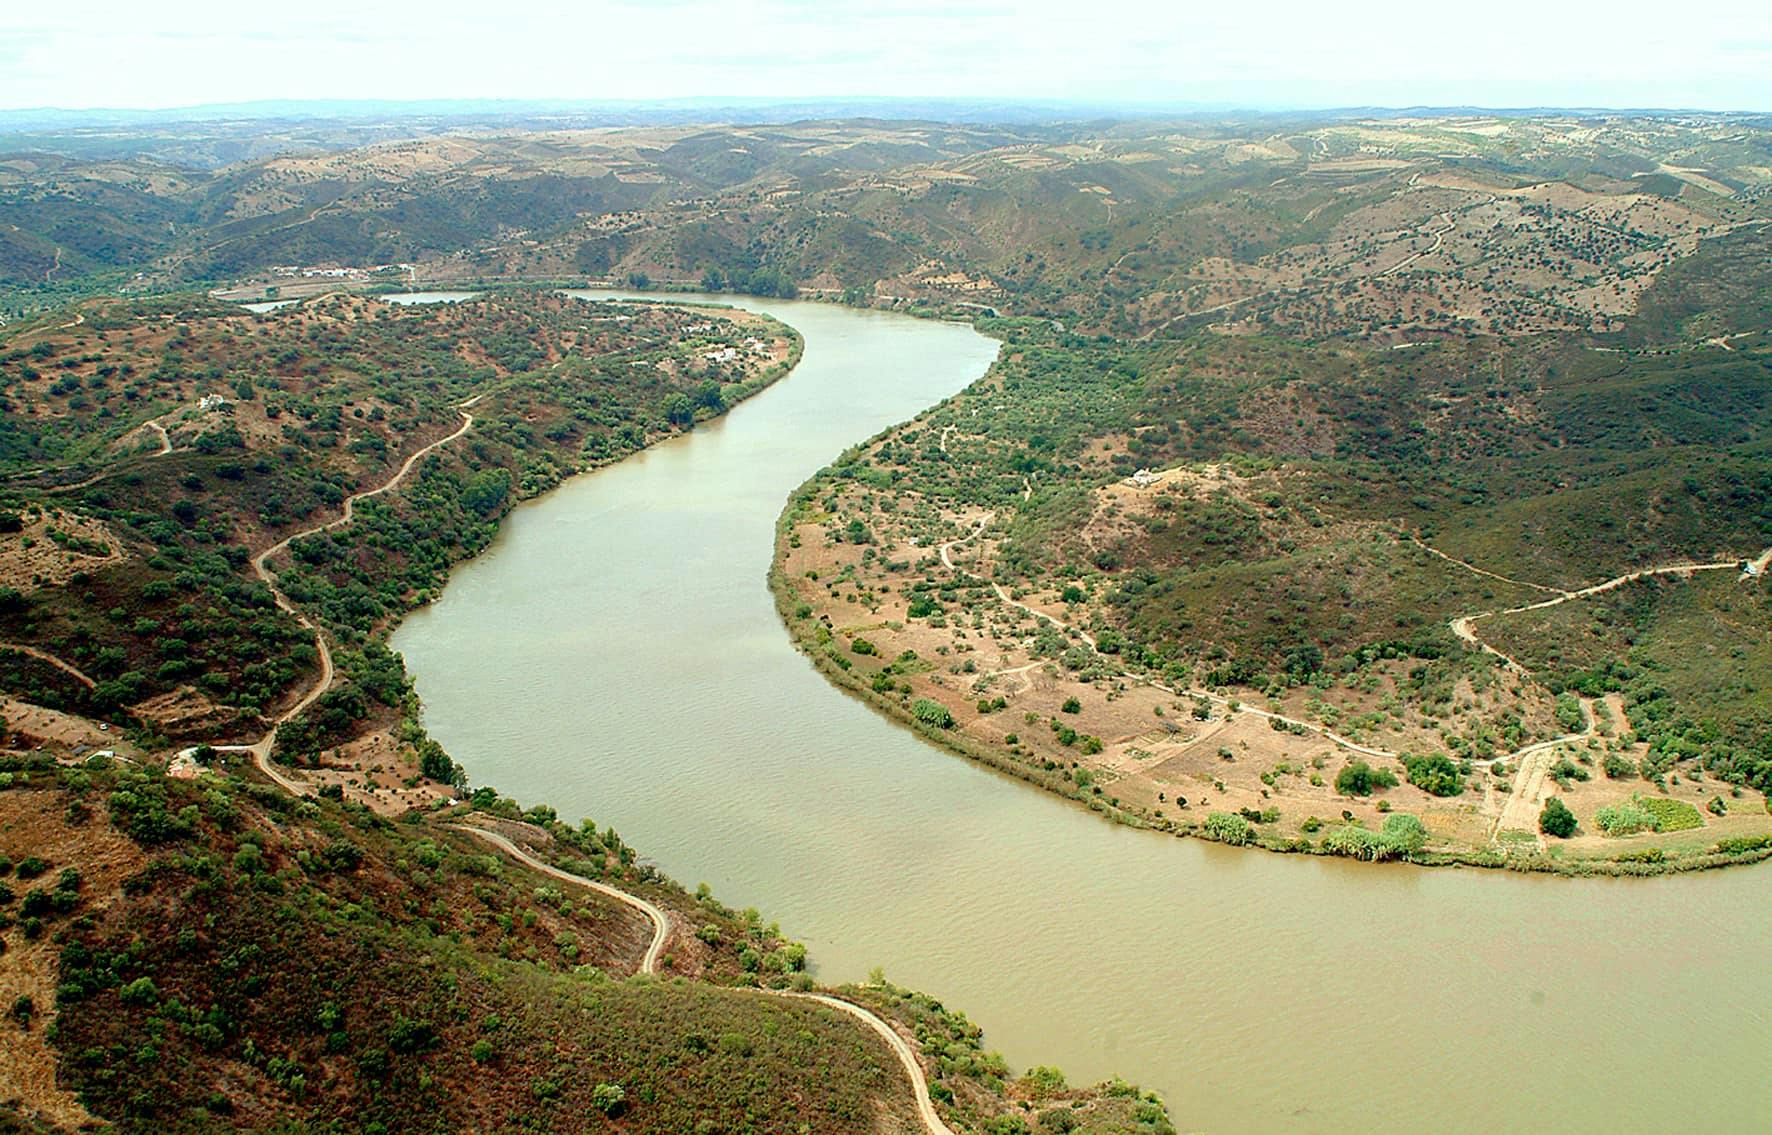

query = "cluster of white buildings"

[
  {"left": 266, "top": 264, "right": 414, "bottom": 280},
  {"left": 700, "top": 338, "right": 773, "bottom": 365}
]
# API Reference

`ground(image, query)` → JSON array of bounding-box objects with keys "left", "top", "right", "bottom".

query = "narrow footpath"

[
  {"left": 180, "top": 400, "right": 481, "bottom": 791},
  {"left": 937, "top": 507, "right": 1772, "bottom": 842},
  {"left": 445, "top": 824, "right": 960, "bottom": 1135}
]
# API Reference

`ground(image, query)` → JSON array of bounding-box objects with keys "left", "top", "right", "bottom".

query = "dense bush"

[
  {"left": 1202, "top": 812, "right": 1251, "bottom": 845},
  {"left": 1594, "top": 799, "right": 1657, "bottom": 836},
  {"left": 1539, "top": 797, "right": 1577, "bottom": 838},
  {"left": 1334, "top": 760, "right": 1398, "bottom": 797},
  {"left": 1636, "top": 795, "right": 1704, "bottom": 832},
  {"left": 911, "top": 699, "right": 954, "bottom": 729},
  {"left": 1320, "top": 813, "right": 1426, "bottom": 860},
  {"left": 1402, "top": 753, "right": 1465, "bottom": 797}
]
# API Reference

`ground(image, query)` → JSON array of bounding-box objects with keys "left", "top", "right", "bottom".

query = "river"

[{"left": 393, "top": 292, "right": 1772, "bottom": 1134}]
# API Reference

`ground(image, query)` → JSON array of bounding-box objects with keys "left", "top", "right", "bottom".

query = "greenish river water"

[{"left": 393, "top": 292, "right": 1771, "bottom": 1134}]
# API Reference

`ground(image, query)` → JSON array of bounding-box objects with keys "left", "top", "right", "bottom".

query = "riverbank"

[
  {"left": 0, "top": 290, "right": 1180, "bottom": 1135},
  {"left": 762, "top": 317, "right": 1772, "bottom": 878},
  {"left": 389, "top": 291, "right": 1772, "bottom": 1133},
  {"left": 280, "top": 294, "right": 806, "bottom": 808},
  {"left": 768, "top": 496, "right": 1772, "bottom": 878}
]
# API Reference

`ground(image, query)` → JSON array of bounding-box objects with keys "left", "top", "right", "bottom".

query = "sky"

[{"left": 3, "top": 0, "right": 1770, "bottom": 113}]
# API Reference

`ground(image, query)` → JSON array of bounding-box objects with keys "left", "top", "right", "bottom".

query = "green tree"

[
  {"left": 1335, "top": 760, "right": 1398, "bottom": 796},
  {"left": 1539, "top": 796, "right": 1577, "bottom": 838},
  {"left": 663, "top": 393, "right": 695, "bottom": 427},
  {"left": 461, "top": 468, "right": 511, "bottom": 516},
  {"left": 591, "top": 1082, "right": 626, "bottom": 1116},
  {"left": 1402, "top": 753, "right": 1465, "bottom": 797}
]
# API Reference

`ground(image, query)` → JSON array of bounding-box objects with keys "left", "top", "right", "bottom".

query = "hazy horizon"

[{"left": 3, "top": 0, "right": 1769, "bottom": 114}]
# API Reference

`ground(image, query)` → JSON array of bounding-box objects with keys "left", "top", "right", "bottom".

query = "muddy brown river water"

[{"left": 393, "top": 292, "right": 1772, "bottom": 1134}]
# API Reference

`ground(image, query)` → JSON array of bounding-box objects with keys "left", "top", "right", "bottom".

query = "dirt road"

[
  {"left": 1425, "top": 539, "right": 1769, "bottom": 840},
  {"left": 450, "top": 824, "right": 960, "bottom": 1135},
  {"left": 764, "top": 990, "right": 961, "bottom": 1135},
  {"left": 178, "top": 401, "right": 481, "bottom": 794},
  {"left": 450, "top": 823, "right": 670, "bottom": 973},
  {"left": 0, "top": 642, "right": 98, "bottom": 688}
]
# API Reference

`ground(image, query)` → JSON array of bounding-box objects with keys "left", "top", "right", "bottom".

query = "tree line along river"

[{"left": 391, "top": 291, "right": 1772, "bottom": 1134}]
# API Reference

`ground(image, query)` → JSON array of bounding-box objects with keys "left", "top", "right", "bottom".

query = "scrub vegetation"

[
  {"left": 2, "top": 106, "right": 1771, "bottom": 1127},
  {"left": 0, "top": 290, "right": 795, "bottom": 755},
  {"left": 760, "top": 121, "right": 1772, "bottom": 875},
  {"left": 0, "top": 760, "right": 1168, "bottom": 1134},
  {"left": 0, "top": 283, "right": 1165, "bottom": 1132}
]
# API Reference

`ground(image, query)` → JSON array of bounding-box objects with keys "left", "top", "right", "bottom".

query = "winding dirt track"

[
  {"left": 1450, "top": 554, "right": 1756, "bottom": 672},
  {"left": 448, "top": 824, "right": 959, "bottom": 1134},
  {"left": 1381, "top": 211, "right": 1457, "bottom": 276},
  {"left": 1436, "top": 543, "right": 1770, "bottom": 833},
  {"left": 164, "top": 394, "right": 958, "bottom": 1133},
  {"left": 180, "top": 401, "right": 481, "bottom": 793},
  {"left": 940, "top": 508, "right": 1772, "bottom": 830},
  {"left": 1410, "top": 537, "right": 1563, "bottom": 595},
  {"left": 0, "top": 642, "right": 98, "bottom": 688},
  {"left": 449, "top": 824, "right": 670, "bottom": 973},
  {"left": 762, "top": 990, "right": 961, "bottom": 1135}
]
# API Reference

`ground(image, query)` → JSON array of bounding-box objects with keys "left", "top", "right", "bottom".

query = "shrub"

[
  {"left": 911, "top": 699, "right": 954, "bottom": 729},
  {"left": 118, "top": 977, "right": 160, "bottom": 1007},
  {"left": 108, "top": 776, "right": 198, "bottom": 844},
  {"left": 387, "top": 1016, "right": 438, "bottom": 1055},
  {"left": 1381, "top": 813, "right": 1428, "bottom": 854},
  {"left": 1594, "top": 800, "right": 1656, "bottom": 836},
  {"left": 1321, "top": 813, "right": 1425, "bottom": 860},
  {"left": 1539, "top": 797, "right": 1577, "bottom": 838},
  {"left": 1061, "top": 697, "right": 1081, "bottom": 714},
  {"left": 1549, "top": 757, "right": 1590, "bottom": 788},
  {"left": 1602, "top": 752, "right": 1635, "bottom": 779},
  {"left": 1321, "top": 825, "right": 1381, "bottom": 859},
  {"left": 591, "top": 1082, "right": 627, "bottom": 1116},
  {"left": 1202, "top": 812, "right": 1252, "bottom": 845},
  {"left": 1401, "top": 753, "right": 1465, "bottom": 797},
  {"left": 1334, "top": 761, "right": 1397, "bottom": 797}
]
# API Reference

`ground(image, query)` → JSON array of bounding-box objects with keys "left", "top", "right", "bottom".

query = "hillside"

[
  {"left": 0, "top": 760, "right": 1170, "bottom": 1133},
  {"left": 5, "top": 115, "right": 1769, "bottom": 345},
  {"left": 0, "top": 290, "right": 795, "bottom": 764},
  {"left": 771, "top": 222, "right": 1772, "bottom": 873},
  {"left": 0, "top": 292, "right": 1173, "bottom": 1132}
]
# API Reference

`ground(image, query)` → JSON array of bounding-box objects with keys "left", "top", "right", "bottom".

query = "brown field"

[{"left": 779, "top": 463, "right": 1772, "bottom": 869}]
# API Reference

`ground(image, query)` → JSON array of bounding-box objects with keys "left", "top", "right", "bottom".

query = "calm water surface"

[{"left": 395, "top": 293, "right": 1772, "bottom": 1134}]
